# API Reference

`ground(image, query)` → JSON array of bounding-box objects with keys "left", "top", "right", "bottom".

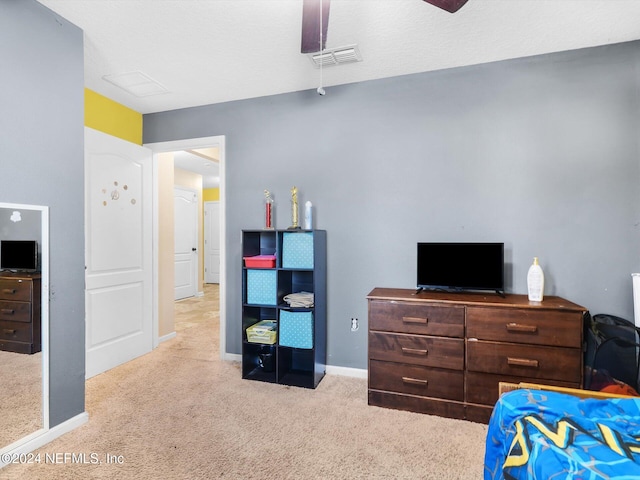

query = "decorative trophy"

[
  {"left": 288, "top": 186, "right": 300, "bottom": 230},
  {"left": 264, "top": 189, "right": 274, "bottom": 229}
]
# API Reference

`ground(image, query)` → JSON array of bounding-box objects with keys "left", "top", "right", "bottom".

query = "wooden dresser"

[
  {"left": 367, "top": 288, "right": 586, "bottom": 423},
  {"left": 0, "top": 272, "right": 41, "bottom": 354}
]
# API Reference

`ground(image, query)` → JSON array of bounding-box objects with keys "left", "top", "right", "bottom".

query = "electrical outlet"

[{"left": 350, "top": 318, "right": 359, "bottom": 332}]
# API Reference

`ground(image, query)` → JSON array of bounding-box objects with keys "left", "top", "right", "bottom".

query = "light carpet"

[
  {"left": 0, "top": 349, "right": 42, "bottom": 448},
  {"left": 2, "top": 284, "right": 488, "bottom": 479}
]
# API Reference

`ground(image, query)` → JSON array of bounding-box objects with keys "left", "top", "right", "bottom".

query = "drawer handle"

[
  {"left": 2, "top": 329, "right": 17, "bottom": 335},
  {"left": 0, "top": 308, "right": 15, "bottom": 315},
  {"left": 506, "top": 323, "right": 538, "bottom": 334},
  {"left": 402, "top": 316, "right": 428, "bottom": 324},
  {"left": 1, "top": 289, "right": 17, "bottom": 295},
  {"left": 401, "top": 347, "right": 428, "bottom": 356},
  {"left": 507, "top": 357, "right": 539, "bottom": 368},
  {"left": 402, "top": 377, "right": 428, "bottom": 387}
]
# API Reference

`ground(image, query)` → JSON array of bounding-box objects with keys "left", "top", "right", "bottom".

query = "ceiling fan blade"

[
  {"left": 423, "top": 0, "right": 469, "bottom": 13},
  {"left": 301, "top": 0, "right": 331, "bottom": 54}
]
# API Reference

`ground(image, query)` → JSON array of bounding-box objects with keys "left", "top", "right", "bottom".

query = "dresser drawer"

[
  {"left": 0, "top": 279, "right": 32, "bottom": 302},
  {"left": 467, "top": 340, "right": 582, "bottom": 383},
  {"left": 369, "top": 300, "right": 464, "bottom": 337},
  {"left": 0, "top": 300, "right": 31, "bottom": 322},
  {"left": 465, "top": 371, "right": 580, "bottom": 406},
  {"left": 369, "top": 331, "right": 464, "bottom": 370},
  {"left": 466, "top": 306, "right": 582, "bottom": 348},
  {"left": 369, "top": 359, "right": 464, "bottom": 401},
  {"left": 0, "top": 320, "right": 31, "bottom": 342}
]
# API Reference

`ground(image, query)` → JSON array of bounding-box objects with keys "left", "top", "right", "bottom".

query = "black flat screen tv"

[
  {"left": 0, "top": 240, "right": 38, "bottom": 272},
  {"left": 417, "top": 242, "right": 504, "bottom": 295}
]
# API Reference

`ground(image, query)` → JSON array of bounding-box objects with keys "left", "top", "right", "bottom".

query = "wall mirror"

[{"left": 0, "top": 203, "right": 49, "bottom": 453}]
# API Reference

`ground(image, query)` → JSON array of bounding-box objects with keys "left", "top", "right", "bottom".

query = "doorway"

[
  {"left": 204, "top": 201, "right": 220, "bottom": 284},
  {"left": 146, "top": 136, "right": 227, "bottom": 360}
]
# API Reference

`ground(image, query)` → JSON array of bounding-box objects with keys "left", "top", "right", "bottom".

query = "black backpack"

[{"left": 584, "top": 313, "right": 640, "bottom": 392}]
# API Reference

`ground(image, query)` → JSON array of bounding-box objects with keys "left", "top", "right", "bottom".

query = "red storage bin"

[{"left": 244, "top": 255, "right": 276, "bottom": 268}]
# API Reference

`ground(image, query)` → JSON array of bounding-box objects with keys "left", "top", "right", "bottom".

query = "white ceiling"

[
  {"left": 173, "top": 150, "right": 220, "bottom": 188},
  {"left": 36, "top": 0, "right": 640, "bottom": 184},
  {"left": 37, "top": 0, "right": 640, "bottom": 115}
]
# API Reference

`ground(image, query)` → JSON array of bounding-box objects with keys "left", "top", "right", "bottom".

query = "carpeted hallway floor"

[{"left": 2, "top": 284, "right": 487, "bottom": 479}]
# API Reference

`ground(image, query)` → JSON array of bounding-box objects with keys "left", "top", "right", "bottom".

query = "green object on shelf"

[{"left": 246, "top": 319, "right": 277, "bottom": 344}]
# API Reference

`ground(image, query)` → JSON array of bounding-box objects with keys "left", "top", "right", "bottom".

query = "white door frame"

[
  {"left": 145, "top": 136, "right": 227, "bottom": 359},
  {"left": 204, "top": 200, "right": 220, "bottom": 284}
]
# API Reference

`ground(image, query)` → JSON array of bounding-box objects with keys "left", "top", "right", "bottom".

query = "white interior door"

[
  {"left": 204, "top": 201, "right": 220, "bottom": 283},
  {"left": 174, "top": 187, "right": 198, "bottom": 300},
  {"left": 85, "top": 127, "right": 153, "bottom": 379}
]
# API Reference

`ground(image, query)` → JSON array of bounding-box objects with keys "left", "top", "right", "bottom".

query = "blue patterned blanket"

[{"left": 484, "top": 389, "right": 640, "bottom": 480}]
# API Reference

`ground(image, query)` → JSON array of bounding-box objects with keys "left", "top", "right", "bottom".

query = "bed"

[{"left": 484, "top": 382, "right": 640, "bottom": 480}]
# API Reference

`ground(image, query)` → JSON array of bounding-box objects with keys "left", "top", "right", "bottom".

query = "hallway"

[{"left": 174, "top": 283, "right": 219, "bottom": 332}]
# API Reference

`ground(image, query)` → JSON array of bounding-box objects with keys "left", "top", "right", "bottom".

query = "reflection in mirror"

[{"left": 0, "top": 204, "right": 48, "bottom": 450}]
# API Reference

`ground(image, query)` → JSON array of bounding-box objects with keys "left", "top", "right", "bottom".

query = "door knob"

[{"left": 192, "top": 247, "right": 197, "bottom": 252}]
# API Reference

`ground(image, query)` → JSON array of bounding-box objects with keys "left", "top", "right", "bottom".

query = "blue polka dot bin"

[
  {"left": 282, "top": 232, "right": 314, "bottom": 269},
  {"left": 246, "top": 269, "right": 277, "bottom": 305},
  {"left": 279, "top": 310, "right": 314, "bottom": 349}
]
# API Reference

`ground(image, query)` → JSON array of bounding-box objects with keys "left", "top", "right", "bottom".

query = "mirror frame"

[{"left": 0, "top": 202, "right": 49, "bottom": 458}]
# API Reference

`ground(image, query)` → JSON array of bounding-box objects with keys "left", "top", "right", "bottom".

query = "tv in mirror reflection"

[
  {"left": 417, "top": 242, "right": 504, "bottom": 296},
  {"left": 0, "top": 240, "right": 38, "bottom": 272}
]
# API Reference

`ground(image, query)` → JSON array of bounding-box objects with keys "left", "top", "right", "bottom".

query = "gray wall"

[
  {"left": 145, "top": 41, "right": 640, "bottom": 369},
  {"left": 1, "top": 1, "right": 85, "bottom": 425},
  {"left": 0, "top": 209, "right": 41, "bottom": 241}
]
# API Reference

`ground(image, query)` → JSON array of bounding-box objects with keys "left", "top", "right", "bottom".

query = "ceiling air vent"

[
  {"left": 102, "top": 71, "right": 168, "bottom": 97},
  {"left": 308, "top": 45, "right": 362, "bottom": 68}
]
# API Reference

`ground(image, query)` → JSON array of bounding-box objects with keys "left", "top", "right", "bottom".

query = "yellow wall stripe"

[
  {"left": 203, "top": 188, "right": 220, "bottom": 202},
  {"left": 84, "top": 88, "right": 143, "bottom": 145}
]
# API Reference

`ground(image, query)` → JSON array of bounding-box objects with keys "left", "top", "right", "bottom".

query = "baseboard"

[
  {"left": 223, "top": 352, "right": 241, "bottom": 362},
  {"left": 326, "top": 365, "right": 368, "bottom": 379},
  {"left": 222, "top": 353, "right": 367, "bottom": 379},
  {"left": 158, "top": 331, "right": 177, "bottom": 344},
  {"left": 0, "top": 412, "right": 89, "bottom": 468}
]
